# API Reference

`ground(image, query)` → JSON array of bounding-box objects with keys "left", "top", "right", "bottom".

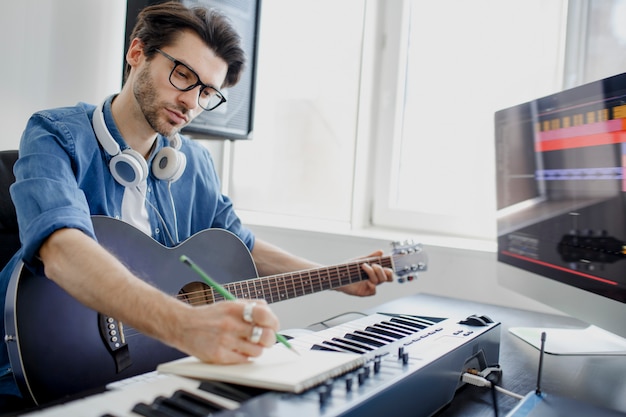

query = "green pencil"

[{"left": 180, "top": 255, "right": 299, "bottom": 355}]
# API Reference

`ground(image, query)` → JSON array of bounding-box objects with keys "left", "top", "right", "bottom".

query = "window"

[
  {"left": 372, "top": 0, "right": 567, "bottom": 240},
  {"left": 229, "top": 0, "right": 367, "bottom": 230},
  {"left": 565, "top": 0, "right": 626, "bottom": 86},
  {"left": 229, "top": 1, "right": 574, "bottom": 241}
]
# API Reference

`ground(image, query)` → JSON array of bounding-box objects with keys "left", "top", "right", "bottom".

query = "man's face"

[{"left": 133, "top": 31, "right": 228, "bottom": 138}]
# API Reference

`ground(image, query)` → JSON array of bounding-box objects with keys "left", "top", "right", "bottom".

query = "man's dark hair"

[{"left": 125, "top": 1, "right": 245, "bottom": 87}]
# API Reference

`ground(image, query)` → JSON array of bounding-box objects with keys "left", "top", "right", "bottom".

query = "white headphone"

[{"left": 92, "top": 101, "right": 187, "bottom": 188}]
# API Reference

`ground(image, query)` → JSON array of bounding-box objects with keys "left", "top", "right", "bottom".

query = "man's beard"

[{"left": 133, "top": 64, "right": 189, "bottom": 138}]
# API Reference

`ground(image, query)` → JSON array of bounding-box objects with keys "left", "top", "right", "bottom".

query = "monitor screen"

[{"left": 495, "top": 72, "right": 626, "bottom": 355}]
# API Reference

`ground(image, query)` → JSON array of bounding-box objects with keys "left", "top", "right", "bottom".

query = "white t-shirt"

[{"left": 121, "top": 181, "right": 151, "bottom": 236}]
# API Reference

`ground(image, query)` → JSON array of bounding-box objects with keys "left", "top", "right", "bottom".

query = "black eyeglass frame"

[{"left": 155, "top": 48, "right": 227, "bottom": 111}]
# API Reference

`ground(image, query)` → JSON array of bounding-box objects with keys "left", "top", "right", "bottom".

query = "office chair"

[{"left": 0, "top": 150, "right": 20, "bottom": 270}]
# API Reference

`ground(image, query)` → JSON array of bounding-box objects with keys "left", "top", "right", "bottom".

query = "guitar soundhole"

[{"left": 178, "top": 282, "right": 214, "bottom": 306}]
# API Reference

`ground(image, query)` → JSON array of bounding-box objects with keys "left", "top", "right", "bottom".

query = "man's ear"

[{"left": 126, "top": 38, "right": 145, "bottom": 68}]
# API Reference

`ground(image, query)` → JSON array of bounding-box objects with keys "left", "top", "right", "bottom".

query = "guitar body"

[
  {"left": 4, "top": 216, "right": 427, "bottom": 405},
  {"left": 4, "top": 216, "right": 258, "bottom": 405}
]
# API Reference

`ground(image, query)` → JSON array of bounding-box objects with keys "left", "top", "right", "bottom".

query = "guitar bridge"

[{"left": 98, "top": 314, "right": 132, "bottom": 373}]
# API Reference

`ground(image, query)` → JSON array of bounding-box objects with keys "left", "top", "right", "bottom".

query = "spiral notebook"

[{"left": 157, "top": 345, "right": 366, "bottom": 393}]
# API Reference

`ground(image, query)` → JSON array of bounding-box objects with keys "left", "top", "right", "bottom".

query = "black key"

[
  {"left": 154, "top": 391, "right": 222, "bottom": 417},
  {"left": 131, "top": 402, "right": 171, "bottom": 417},
  {"left": 365, "top": 326, "right": 405, "bottom": 339},
  {"left": 391, "top": 317, "right": 427, "bottom": 329},
  {"left": 312, "top": 343, "right": 340, "bottom": 352},
  {"left": 354, "top": 330, "right": 394, "bottom": 343},
  {"left": 398, "top": 315, "right": 435, "bottom": 327},
  {"left": 381, "top": 321, "right": 417, "bottom": 333},
  {"left": 198, "top": 381, "right": 251, "bottom": 403},
  {"left": 322, "top": 340, "right": 367, "bottom": 354},
  {"left": 331, "top": 337, "right": 374, "bottom": 351},
  {"left": 344, "top": 333, "right": 385, "bottom": 347},
  {"left": 149, "top": 397, "right": 192, "bottom": 417},
  {"left": 377, "top": 322, "right": 414, "bottom": 334},
  {"left": 399, "top": 315, "right": 437, "bottom": 326},
  {"left": 171, "top": 389, "right": 223, "bottom": 414}
]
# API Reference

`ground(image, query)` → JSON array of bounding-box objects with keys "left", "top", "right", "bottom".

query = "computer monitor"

[{"left": 495, "top": 71, "right": 626, "bottom": 355}]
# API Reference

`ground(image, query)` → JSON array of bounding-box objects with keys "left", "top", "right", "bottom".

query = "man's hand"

[
  {"left": 174, "top": 299, "right": 280, "bottom": 364},
  {"left": 337, "top": 250, "right": 394, "bottom": 297}
]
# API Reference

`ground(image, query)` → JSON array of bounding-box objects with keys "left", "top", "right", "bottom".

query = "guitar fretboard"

[{"left": 215, "top": 256, "right": 392, "bottom": 304}]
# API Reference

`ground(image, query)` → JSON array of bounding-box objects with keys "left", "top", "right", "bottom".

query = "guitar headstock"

[{"left": 391, "top": 240, "right": 428, "bottom": 283}]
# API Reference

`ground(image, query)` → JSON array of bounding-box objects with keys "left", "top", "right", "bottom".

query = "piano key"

[
  {"left": 170, "top": 390, "right": 223, "bottom": 415},
  {"left": 152, "top": 394, "right": 215, "bottom": 417},
  {"left": 322, "top": 340, "right": 368, "bottom": 354},
  {"left": 378, "top": 321, "right": 416, "bottom": 334},
  {"left": 198, "top": 381, "right": 257, "bottom": 403},
  {"left": 365, "top": 326, "right": 406, "bottom": 339},
  {"left": 311, "top": 343, "right": 340, "bottom": 352},
  {"left": 397, "top": 315, "right": 437, "bottom": 327},
  {"left": 344, "top": 333, "right": 386, "bottom": 347},
  {"left": 144, "top": 398, "right": 192, "bottom": 417},
  {"left": 353, "top": 330, "right": 395, "bottom": 343},
  {"left": 408, "top": 315, "right": 438, "bottom": 324},
  {"left": 131, "top": 402, "right": 171, "bottom": 417},
  {"left": 390, "top": 317, "right": 427, "bottom": 329},
  {"left": 331, "top": 337, "right": 375, "bottom": 351}
]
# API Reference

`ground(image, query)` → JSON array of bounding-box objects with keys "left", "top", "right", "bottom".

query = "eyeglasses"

[{"left": 155, "top": 49, "right": 227, "bottom": 111}]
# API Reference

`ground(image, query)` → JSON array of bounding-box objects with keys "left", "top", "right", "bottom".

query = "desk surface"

[{"left": 364, "top": 293, "right": 626, "bottom": 417}]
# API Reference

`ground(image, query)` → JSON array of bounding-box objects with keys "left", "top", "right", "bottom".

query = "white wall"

[{"left": 1, "top": 0, "right": 126, "bottom": 150}]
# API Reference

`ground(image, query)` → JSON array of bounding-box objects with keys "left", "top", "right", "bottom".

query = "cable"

[
  {"left": 138, "top": 186, "right": 178, "bottom": 246},
  {"left": 490, "top": 381, "right": 499, "bottom": 417},
  {"left": 461, "top": 372, "right": 525, "bottom": 400},
  {"left": 166, "top": 181, "right": 180, "bottom": 244}
]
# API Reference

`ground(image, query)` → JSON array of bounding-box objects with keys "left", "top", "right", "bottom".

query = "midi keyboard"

[{"left": 21, "top": 312, "right": 501, "bottom": 417}]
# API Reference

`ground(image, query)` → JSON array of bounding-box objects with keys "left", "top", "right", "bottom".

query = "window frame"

[{"left": 369, "top": 0, "right": 568, "bottom": 242}]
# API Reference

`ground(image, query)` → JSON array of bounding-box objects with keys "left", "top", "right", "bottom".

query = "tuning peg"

[
  {"left": 391, "top": 240, "right": 423, "bottom": 254},
  {"left": 392, "top": 239, "right": 415, "bottom": 249},
  {"left": 396, "top": 273, "right": 419, "bottom": 283}
]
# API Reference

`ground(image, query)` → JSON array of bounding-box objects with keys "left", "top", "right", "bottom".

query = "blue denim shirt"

[{"left": 0, "top": 97, "right": 255, "bottom": 396}]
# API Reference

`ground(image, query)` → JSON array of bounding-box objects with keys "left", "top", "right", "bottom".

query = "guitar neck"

[{"left": 219, "top": 256, "right": 393, "bottom": 304}]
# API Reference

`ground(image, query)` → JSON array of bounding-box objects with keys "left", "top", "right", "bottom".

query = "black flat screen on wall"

[{"left": 125, "top": 0, "right": 261, "bottom": 140}]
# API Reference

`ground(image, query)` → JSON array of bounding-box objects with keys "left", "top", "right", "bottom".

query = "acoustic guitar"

[{"left": 4, "top": 216, "right": 427, "bottom": 405}]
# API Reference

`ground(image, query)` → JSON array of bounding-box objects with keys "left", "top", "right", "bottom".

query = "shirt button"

[{"left": 155, "top": 228, "right": 160, "bottom": 234}]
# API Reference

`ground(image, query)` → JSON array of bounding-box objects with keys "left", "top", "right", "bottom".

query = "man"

[{"left": 0, "top": 1, "right": 392, "bottom": 410}]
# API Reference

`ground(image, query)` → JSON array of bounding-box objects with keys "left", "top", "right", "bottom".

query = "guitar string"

[
  {"left": 120, "top": 259, "right": 389, "bottom": 339},
  {"left": 180, "top": 256, "right": 395, "bottom": 304},
  {"left": 177, "top": 255, "right": 395, "bottom": 305},
  {"left": 179, "top": 259, "right": 386, "bottom": 303},
  {"left": 181, "top": 248, "right": 418, "bottom": 304},
  {"left": 114, "top": 253, "right": 412, "bottom": 339}
]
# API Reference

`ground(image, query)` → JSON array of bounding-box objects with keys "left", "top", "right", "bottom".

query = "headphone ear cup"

[
  {"left": 152, "top": 147, "right": 187, "bottom": 182},
  {"left": 110, "top": 149, "right": 149, "bottom": 188}
]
